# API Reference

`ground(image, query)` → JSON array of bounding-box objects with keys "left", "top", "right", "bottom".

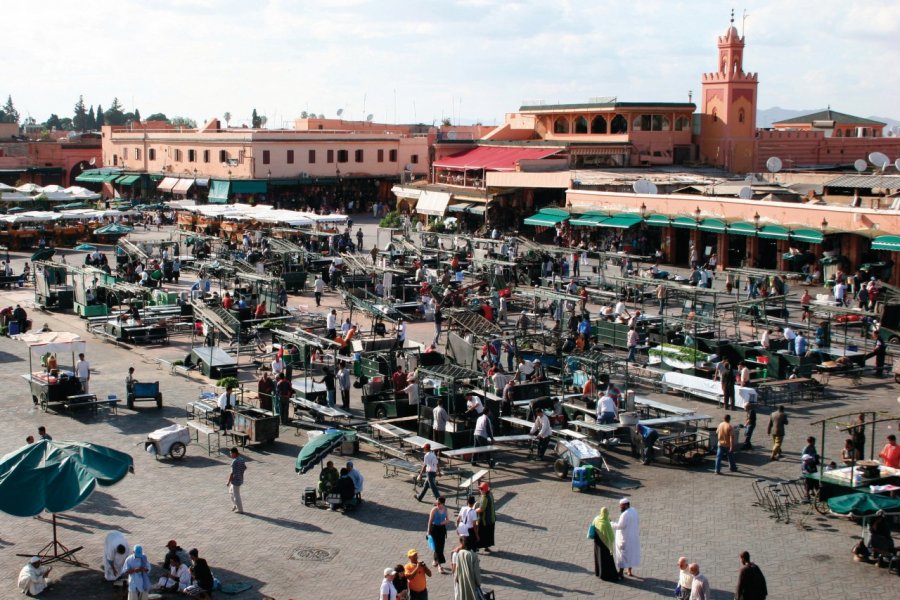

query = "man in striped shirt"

[{"left": 227, "top": 447, "right": 247, "bottom": 514}]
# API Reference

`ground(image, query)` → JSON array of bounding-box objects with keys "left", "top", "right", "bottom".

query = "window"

[
  {"left": 135, "top": 148, "right": 141, "bottom": 160},
  {"left": 188, "top": 149, "right": 197, "bottom": 162},
  {"left": 712, "top": 108, "right": 718, "bottom": 123},
  {"left": 610, "top": 115, "right": 628, "bottom": 134},
  {"left": 123, "top": 148, "right": 128, "bottom": 160},
  {"left": 326, "top": 149, "right": 334, "bottom": 163},
  {"left": 113, "top": 154, "right": 118, "bottom": 165},
  {"left": 219, "top": 150, "right": 228, "bottom": 162},
  {"left": 377, "top": 149, "right": 384, "bottom": 162},
  {"left": 337, "top": 150, "right": 349, "bottom": 163},
  {"left": 174, "top": 149, "right": 183, "bottom": 162},
  {"left": 674, "top": 116, "right": 691, "bottom": 131},
  {"left": 287, "top": 150, "right": 294, "bottom": 164},
  {"left": 574, "top": 116, "right": 588, "bottom": 134},
  {"left": 633, "top": 116, "right": 645, "bottom": 131},
  {"left": 738, "top": 108, "right": 745, "bottom": 124},
  {"left": 203, "top": 150, "right": 210, "bottom": 163},
  {"left": 661, "top": 116, "right": 671, "bottom": 130},
  {"left": 309, "top": 149, "right": 316, "bottom": 164},
  {"left": 553, "top": 117, "right": 569, "bottom": 134},
  {"left": 149, "top": 148, "right": 156, "bottom": 161},
  {"left": 262, "top": 150, "right": 270, "bottom": 165},
  {"left": 389, "top": 149, "right": 398, "bottom": 162},
  {"left": 410, "top": 154, "right": 419, "bottom": 164},
  {"left": 590, "top": 116, "right": 607, "bottom": 134},
  {"left": 355, "top": 149, "right": 364, "bottom": 163}
]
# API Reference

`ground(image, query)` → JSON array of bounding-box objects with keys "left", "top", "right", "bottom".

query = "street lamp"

[
  {"left": 753, "top": 212, "right": 761, "bottom": 229},
  {"left": 694, "top": 206, "right": 702, "bottom": 222},
  {"left": 821, "top": 217, "right": 828, "bottom": 232},
  {"left": 640, "top": 202, "right": 647, "bottom": 217}
]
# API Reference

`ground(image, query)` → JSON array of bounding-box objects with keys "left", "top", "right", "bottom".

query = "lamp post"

[
  {"left": 821, "top": 217, "right": 828, "bottom": 232},
  {"left": 640, "top": 202, "right": 647, "bottom": 218},
  {"left": 753, "top": 212, "right": 761, "bottom": 230}
]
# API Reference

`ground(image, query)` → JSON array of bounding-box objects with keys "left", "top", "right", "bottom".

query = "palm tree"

[{"left": 223, "top": 112, "right": 231, "bottom": 127}]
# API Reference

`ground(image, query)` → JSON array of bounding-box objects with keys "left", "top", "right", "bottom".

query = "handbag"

[
  {"left": 586, "top": 523, "right": 596, "bottom": 539},
  {"left": 427, "top": 534, "right": 436, "bottom": 552}
]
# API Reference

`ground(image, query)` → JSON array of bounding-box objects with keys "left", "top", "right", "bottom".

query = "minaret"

[{"left": 699, "top": 10, "right": 760, "bottom": 173}]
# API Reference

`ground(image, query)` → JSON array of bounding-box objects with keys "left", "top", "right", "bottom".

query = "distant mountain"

[{"left": 758, "top": 106, "right": 900, "bottom": 134}]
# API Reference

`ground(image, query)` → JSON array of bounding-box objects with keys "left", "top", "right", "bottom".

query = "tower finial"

[{"left": 730, "top": 8, "right": 735, "bottom": 24}]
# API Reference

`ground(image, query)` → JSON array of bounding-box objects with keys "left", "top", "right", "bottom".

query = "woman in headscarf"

[
  {"left": 588, "top": 506, "right": 620, "bottom": 582},
  {"left": 475, "top": 482, "right": 496, "bottom": 553}
]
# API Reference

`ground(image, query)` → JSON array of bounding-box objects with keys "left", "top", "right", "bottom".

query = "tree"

[
  {"left": 259, "top": 115, "right": 267, "bottom": 128},
  {"left": 0, "top": 95, "right": 19, "bottom": 124},
  {"left": 251, "top": 108, "right": 261, "bottom": 128},
  {"left": 300, "top": 111, "right": 308, "bottom": 118},
  {"left": 96, "top": 104, "right": 105, "bottom": 127},
  {"left": 170, "top": 116, "right": 197, "bottom": 128},
  {"left": 104, "top": 97, "right": 126, "bottom": 126},
  {"left": 223, "top": 112, "right": 231, "bottom": 127},
  {"left": 134, "top": 108, "right": 141, "bottom": 122},
  {"left": 59, "top": 117, "right": 73, "bottom": 130},
  {"left": 86, "top": 105, "right": 96, "bottom": 130},
  {"left": 44, "top": 114, "right": 62, "bottom": 130},
  {"left": 73, "top": 95, "right": 87, "bottom": 131},
  {"left": 146, "top": 113, "right": 168, "bottom": 122}
]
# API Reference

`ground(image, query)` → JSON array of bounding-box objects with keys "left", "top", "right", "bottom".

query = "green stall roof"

[
  {"left": 570, "top": 212, "right": 608, "bottom": 227},
  {"left": 698, "top": 218, "right": 726, "bottom": 233},
  {"left": 727, "top": 222, "right": 757, "bottom": 237},
  {"left": 790, "top": 229, "right": 824, "bottom": 244},
  {"left": 208, "top": 180, "right": 230, "bottom": 204},
  {"left": 229, "top": 180, "right": 268, "bottom": 194},
  {"left": 672, "top": 216, "right": 698, "bottom": 229},
  {"left": 115, "top": 175, "right": 140, "bottom": 185},
  {"left": 598, "top": 214, "right": 642, "bottom": 229},
  {"left": 76, "top": 172, "right": 119, "bottom": 183},
  {"left": 524, "top": 208, "right": 569, "bottom": 227},
  {"left": 645, "top": 214, "right": 670, "bottom": 227}
]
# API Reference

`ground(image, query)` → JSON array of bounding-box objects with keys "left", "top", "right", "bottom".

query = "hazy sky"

[{"left": 4, "top": 0, "right": 898, "bottom": 127}]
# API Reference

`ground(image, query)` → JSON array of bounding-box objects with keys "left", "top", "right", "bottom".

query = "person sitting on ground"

[
  {"left": 869, "top": 510, "right": 895, "bottom": 561},
  {"left": 18, "top": 556, "right": 51, "bottom": 596},
  {"left": 317, "top": 460, "right": 339, "bottom": 499},
  {"left": 155, "top": 554, "right": 191, "bottom": 592},
  {"left": 163, "top": 540, "right": 191, "bottom": 571},
  {"left": 183, "top": 548, "right": 214, "bottom": 599},
  {"left": 329, "top": 467, "right": 357, "bottom": 511},
  {"left": 346, "top": 461, "right": 364, "bottom": 498}
]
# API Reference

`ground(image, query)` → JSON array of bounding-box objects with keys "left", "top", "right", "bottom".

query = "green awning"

[
  {"left": 447, "top": 203, "right": 474, "bottom": 213},
  {"left": 758, "top": 225, "right": 789, "bottom": 240},
  {"left": 115, "top": 175, "right": 140, "bottom": 185},
  {"left": 790, "top": 229, "right": 824, "bottom": 244},
  {"left": 208, "top": 180, "right": 230, "bottom": 204},
  {"left": 76, "top": 172, "right": 119, "bottom": 183},
  {"left": 727, "top": 222, "right": 757, "bottom": 236},
  {"left": 524, "top": 208, "right": 569, "bottom": 227},
  {"left": 229, "top": 180, "right": 268, "bottom": 195},
  {"left": 597, "top": 214, "right": 642, "bottom": 229},
  {"left": 698, "top": 218, "right": 726, "bottom": 233},
  {"left": 570, "top": 213, "right": 608, "bottom": 227},
  {"left": 672, "top": 216, "right": 698, "bottom": 229},
  {"left": 26, "top": 167, "right": 65, "bottom": 174},
  {"left": 872, "top": 235, "right": 900, "bottom": 251},
  {"left": 645, "top": 214, "right": 670, "bottom": 227},
  {"left": 149, "top": 174, "right": 164, "bottom": 181}
]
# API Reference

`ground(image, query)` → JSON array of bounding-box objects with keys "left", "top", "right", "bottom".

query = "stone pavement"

[{"left": 0, "top": 221, "right": 898, "bottom": 599}]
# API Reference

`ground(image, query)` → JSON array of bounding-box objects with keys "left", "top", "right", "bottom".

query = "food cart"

[
  {"left": 231, "top": 406, "right": 280, "bottom": 445},
  {"left": 19, "top": 332, "right": 87, "bottom": 408}
]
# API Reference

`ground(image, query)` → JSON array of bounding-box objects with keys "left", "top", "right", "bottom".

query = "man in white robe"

[
  {"left": 103, "top": 531, "right": 130, "bottom": 581},
  {"left": 611, "top": 497, "right": 640, "bottom": 577},
  {"left": 17, "top": 556, "right": 51, "bottom": 596}
]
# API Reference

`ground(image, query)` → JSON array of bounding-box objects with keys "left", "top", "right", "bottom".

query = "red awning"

[{"left": 433, "top": 146, "right": 562, "bottom": 172}]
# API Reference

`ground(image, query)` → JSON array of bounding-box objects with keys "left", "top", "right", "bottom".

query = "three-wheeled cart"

[
  {"left": 145, "top": 424, "right": 190, "bottom": 459},
  {"left": 20, "top": 331, "right": 87, "bottom": 409},
  {"left": 127, "top": 381, "right": 163, "bottom": 409}
]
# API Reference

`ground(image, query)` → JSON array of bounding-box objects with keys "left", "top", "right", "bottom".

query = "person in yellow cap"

[{"left": 403, "top": 549, "right": 432, "bottom": 600}]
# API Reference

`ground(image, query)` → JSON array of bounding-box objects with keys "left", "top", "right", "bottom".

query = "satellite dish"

[
  {"left": 366, "top": 114, "right": 374, "bottom": 122},
  {"left": 336, "top": 108, "right": 344, "bottom": 117},
  {"left": 88, "top": 157, "right": 96, "bottom": 166},
  {"left": 632, "top": 179, "right": 655, "bottom": 194},
  {"left": 854, "top": 159, "right": 867, "bottom": 172},
  {"left": 738, "top": 187, "right": 753, "bottom": 200},
  {"left": 895, "top": 158, "right": 900, "bottom": 172},
  {"left": 765, "top": 157, "right": 782, "bottom": 173},
  {"left": 869, "top": 152, "right": 890, "bottom": 170},
  {"left": 318, "top": 114, "right": 325, "bottom": 119},
  {"left": 744, "top": 175, "right": 755, "bottom": 185}
]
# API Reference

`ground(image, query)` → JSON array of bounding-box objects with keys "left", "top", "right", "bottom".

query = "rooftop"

[{"left": 773, "top": 109, "right": 885, "bottom": 127}]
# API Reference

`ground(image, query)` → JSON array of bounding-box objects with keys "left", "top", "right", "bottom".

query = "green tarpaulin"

[
  {"left": 645, "top": 214, "right": 670, "bottom": 227},
  {"left": 0, "top": 440, "right": 133, "bottom": 517},
  {"left": 295, "top": 431, "right": 344, "bottom": 474},
  {"left": 698, "top": 218, "right": 726, "bottom": 233},
  {"left": 758, "top": 225, "right": 789, "bottom": 240},
  {"left": 871, "top": 235, "right": 900, "bottom": 251},
  {"left": 827, "top": 492, "right": 900, "bottom": 516},
  {"left": 524, "top": 208, "right": 569, "bottom": 227},
  {"left": 75, "top": 171, "right": 120, "bottom": 183},
  {"left": 672, "top": 216, "right": 698, "bottom": 229},
  {"left": 208, "top": 180, "right": 230, "bottom": 204},
  {"left": 727, "top": 222, "right": 757, "bottom": 236},
  {"left": 94, "top": 223, "right": 133, "bottom": 235},
  {"left": 230, "top": 180, "right": 268, "bottom": 194},
  {"left": 115, "top": 175, "right": 140, "bottom": 185},
  {"left": 569, "top": 213, "right": 608, "bottom": 227},
  {"left": 597, "top": 214, "right": 642, "bottom": 229}
]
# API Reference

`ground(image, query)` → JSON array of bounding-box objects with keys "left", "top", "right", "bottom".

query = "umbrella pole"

[{"left": 16, "top": 513, "right": 87, "bottom": 567}]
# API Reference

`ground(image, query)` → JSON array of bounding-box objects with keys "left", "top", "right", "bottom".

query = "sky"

[{"left": 4, "top": 0, "right": 899, "bottom": 128}]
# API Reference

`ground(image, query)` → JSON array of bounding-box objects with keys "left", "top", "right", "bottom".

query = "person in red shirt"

[
  {"left": 879, "top": 434, "right": 900, "bottom": 468},
  {"left": 254, "top": 302, "right": 265, "bottom": 319},
  {"left": 222, "top": 293, "right": 234, "bottom": 310},
  {"left": 391, "top": 366, "right": 406, "bottom": 398}
]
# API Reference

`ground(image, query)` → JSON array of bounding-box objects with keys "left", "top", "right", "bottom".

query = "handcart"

[
  {"left": 145, "top": 424, "right": 190, "bottom": 460},
  {"left": 553, "top": 439, "right": 609, "bottom": 492}
]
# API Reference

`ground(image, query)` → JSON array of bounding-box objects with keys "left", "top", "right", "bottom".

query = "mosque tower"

[{"left": 699, "top": 10, "right": 759, "bottom": 173}]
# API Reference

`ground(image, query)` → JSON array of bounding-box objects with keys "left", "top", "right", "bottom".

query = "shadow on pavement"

[
  {"left": 482, "top": 569, "right": 594, "bottom": 598},
  {"left": 241, "top": 512, "right": 331, "bottom": 534},
  {"left": 343, "top": 500, "right": 430, "bottom": 532},
  {"left": 76, "top": 490, "right": 143, "bottom": 519}
]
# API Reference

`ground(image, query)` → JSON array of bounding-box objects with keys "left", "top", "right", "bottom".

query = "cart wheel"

[
  {"left": 374, "top": 405, "right": 387, "bottom": 419},
  {"left": 40, "top": 398, "right": 48, "bottom": 412},
  {"left": 156, "top": 394, "right": 163, "bottom": 409},
  {"left": 169, "top": 442, "right": 187, "bottom": 459},
  {"left": 553, "top": 459, "right": 569, "bottom": 479}
]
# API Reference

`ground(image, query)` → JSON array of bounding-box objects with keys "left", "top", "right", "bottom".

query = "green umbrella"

[
  {"left": 295, "top": 431, "right": 344, "bottom": 474},
  {"left": 94, "top": 223, "right": 133, "bottom": 236},
  {"left": 30, "top": 248, "right": 56, "bottom": 261},
  {"left": 0, "top": 440, "right": 134, "bottom": 564},
  {"left": 827, "top": 492, "right": 900, "bottom": 516}
]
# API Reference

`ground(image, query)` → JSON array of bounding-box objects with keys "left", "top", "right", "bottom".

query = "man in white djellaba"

[{"left": 611, "top": 497, "right": 640, "bottom": 578}]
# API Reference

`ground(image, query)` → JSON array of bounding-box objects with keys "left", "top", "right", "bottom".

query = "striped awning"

[{"left": 157, "top": 177, "right": 178, "bottom": 193}]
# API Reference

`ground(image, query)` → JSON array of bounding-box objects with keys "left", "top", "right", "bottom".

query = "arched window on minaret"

[
  {"left": 738, "top": 108, "right": 745, "bottom": 124},
  {"left": 721, "top": 55, "right": 727, "bottom": 73},
  {"left": 712, "top": 108, "right": 718, "bottom": 123}
]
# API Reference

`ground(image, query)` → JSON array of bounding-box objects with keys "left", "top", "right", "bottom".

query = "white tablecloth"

[{"left": 661, "top": 371, "right": 757, "bottom": 408}]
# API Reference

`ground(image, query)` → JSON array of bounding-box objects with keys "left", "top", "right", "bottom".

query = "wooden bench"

[
  {"left": 187, "top": 421, "right": 221, "bottom": 455},
  {"left": 457, "top": 468, "right": 490, "bottom": 501},
  {"left": 225, "top": 430, "right": 250, "bottom": 448}
]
